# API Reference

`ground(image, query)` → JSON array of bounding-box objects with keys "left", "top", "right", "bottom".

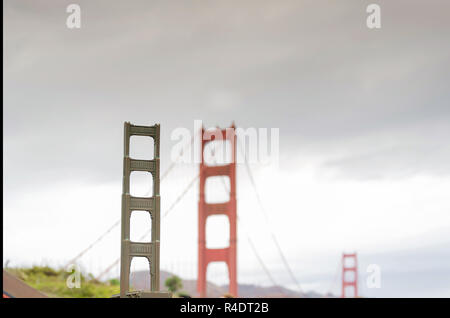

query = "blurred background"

[{"left": 3, "top": 0, "right": 450, "bottom": 297}]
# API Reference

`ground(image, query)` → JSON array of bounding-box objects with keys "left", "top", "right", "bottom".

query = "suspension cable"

[
  {"left": 67, "top": 135, "right": 195, "bottom": 266},
  {"left": 96, "top": 173, "right": 199, "bottom": 280},
  {"left": 163, "top": 174, "right": 198, "bottom": 218},
  {"left": 326, "top": 257, "right": 342, "bottom": 297},
  {"left": 211, "top": 148, "right": 284, "bottom": 294},
  {"left": 241, "top": 221, "right": 278, "bottom": 287},
  {"left": 65, "top": 220, "right": 120, "bottom": 268},
  {"left": 237, "top": 139, "right": 304, "bottom": 296},
  {"left": 161, "top": 134, "right": 196, "bottom": 181}
]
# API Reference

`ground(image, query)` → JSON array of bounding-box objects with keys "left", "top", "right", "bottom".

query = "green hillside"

[{"left": 5, "top": 266, "right": 120, "bottom": 298}]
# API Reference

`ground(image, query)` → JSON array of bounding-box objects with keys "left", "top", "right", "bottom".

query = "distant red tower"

[
  {"left": 341, "top": 253, "right": 358, "bottom": 298},
  {"left": 197, "top": 125, "right": 237, "bottom": 297}
]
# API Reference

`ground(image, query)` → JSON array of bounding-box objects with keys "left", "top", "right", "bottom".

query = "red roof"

[{"left": 3, "top": 270, "right": 47, "bottom": 298}]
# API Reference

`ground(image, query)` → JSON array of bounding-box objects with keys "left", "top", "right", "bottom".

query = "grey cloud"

[{"left": 4, "top": 0, "right": 450, "bottom": 186}]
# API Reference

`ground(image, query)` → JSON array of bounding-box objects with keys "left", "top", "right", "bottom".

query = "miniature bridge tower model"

[
  {"left": 118, "top": 122, "right": 169, "bottom": 298},
  {"left": 197, "top": 125, "right": 237, "bottom": 297}
]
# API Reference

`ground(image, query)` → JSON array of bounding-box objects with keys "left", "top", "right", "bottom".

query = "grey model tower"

[{"left": 118, "top": 122, "right": 169, "bottom": 298}]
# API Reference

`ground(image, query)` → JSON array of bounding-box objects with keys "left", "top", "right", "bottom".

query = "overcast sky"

[{"left": 3, "top": 0, "right": 450, "bottom": 297}]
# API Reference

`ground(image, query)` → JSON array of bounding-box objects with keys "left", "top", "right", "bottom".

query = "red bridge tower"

[
  {"left": 341, "top": 253, "right": 358, "bottom": 298},
  {"left": 197, "top": 125, "right": 237, "bottom": 297}
]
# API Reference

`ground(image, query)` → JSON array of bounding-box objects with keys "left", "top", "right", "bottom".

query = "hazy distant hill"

[{"left": 129, "top": 270, "right": 333, "bottom": 298}]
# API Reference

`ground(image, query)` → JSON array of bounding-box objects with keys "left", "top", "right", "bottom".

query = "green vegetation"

[
  {"left": 177, "top": 291, "right": 191, "bottom": 298},
  {"left": 164, "top": 275, "right": 190, "bottom": 297},
  {"left": 164, "top": 274, "right": 192, "bottom": 297},
  {"left": 6, "top": 266, "right": 120, "bottom": 298},
  {"left": 165, "top": 275, "right": 182, "bottom": 294}
]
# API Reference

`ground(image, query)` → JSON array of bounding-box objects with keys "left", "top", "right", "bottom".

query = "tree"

[{"left": 165, "top": 275, "right": 182, "bottom": 294}]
